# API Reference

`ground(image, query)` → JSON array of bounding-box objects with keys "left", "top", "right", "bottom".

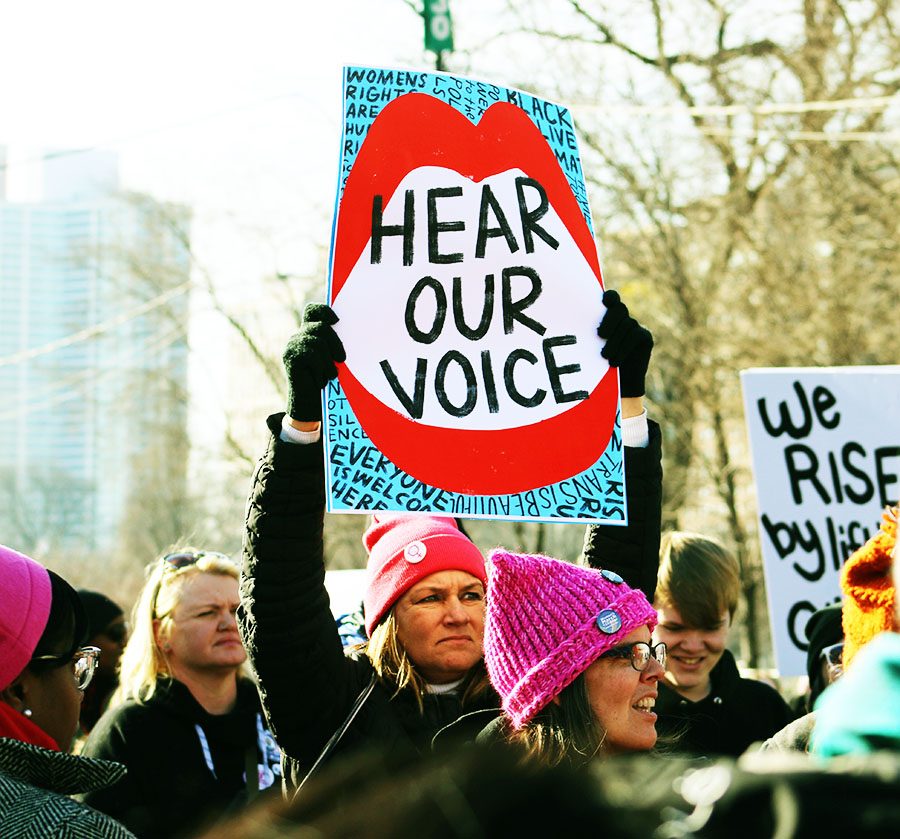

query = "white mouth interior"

[{"left": 334, "top": 165, "right": 607, "bottom": 430}]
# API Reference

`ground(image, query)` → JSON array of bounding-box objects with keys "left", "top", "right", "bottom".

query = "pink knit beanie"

[
  {"left": 484, "top": 549, "right": 657, "bottom": 729},
  {"left": 0, "top": 544, "right": 53, "bottom": 690},
  {"left": 363, "top": 514, "right": 486, "bottom": 635}
]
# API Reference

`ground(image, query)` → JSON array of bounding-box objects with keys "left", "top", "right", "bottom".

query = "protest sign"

[
  {"left": 323, "top": 66, "right": 624, "bottom": 523},
  {"left": 741, "top": 366, "right": 900, "bottom": 675}
]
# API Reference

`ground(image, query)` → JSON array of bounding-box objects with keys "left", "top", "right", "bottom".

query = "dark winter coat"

[
  {"left": 0, "top": 737, "right": 134, "bottom": 838},
  {"left": 78, "top": 678, "right": 279, "bottom": 838},
  {"left": 239, "top": 414, "right": 663, "bottom": 793},
  {"left": 655, "top": 649, "right": 793, "bottom": 757},
  {"left": 590, "top": 749, "right": 900, "bottom": 837},
  {"left": 581, "top": 419, "right": 663, "bottom": 598},
  {"left": 239, "top": 415, "right": 500, "bottom": 795}
]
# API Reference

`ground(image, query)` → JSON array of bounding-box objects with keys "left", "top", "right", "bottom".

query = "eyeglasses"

[
  {"left": 820, "top": 641, "right": 844, "bottom": 680},
  {"left": 162, "top": 550, "right": 233, "bottom": 569},
  {"left": 32, "top": 645, "right": 101, "bottom": 691},
  {"left": 598, "top": 641, "right": 667, "bottom": 672},
  {"left": 820, "top": 642, "right": 843, "bottom": 667}
]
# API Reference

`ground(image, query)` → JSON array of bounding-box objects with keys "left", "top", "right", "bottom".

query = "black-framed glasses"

[
  {"left": 162, "top": 550, "right": 233, "bottom": 570},
  {"left": 820, "top": 641, "right": 843, "bottom": 667},
  {"left": 598, "top": 641, "right": 667, "bottom": 672},
  {"left": 32, "top": 645, "right": 101, "bottom": 691},
  {"left": 820, "top": 641, "right": 844, "bottom": 680}
]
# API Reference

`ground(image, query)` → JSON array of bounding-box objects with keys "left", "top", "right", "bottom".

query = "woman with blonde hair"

[{"left": 79, "top": 550, "right": 281, "bottom": 839}]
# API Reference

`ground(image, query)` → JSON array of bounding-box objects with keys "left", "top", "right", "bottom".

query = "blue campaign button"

[
  {"left": 596, "top": 609, "right": 622, "bottom": 634},
  {"left": 601, "top": 569, "right": 624, "bottom": 584}
]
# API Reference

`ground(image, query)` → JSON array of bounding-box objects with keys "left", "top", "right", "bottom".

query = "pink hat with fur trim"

[
  {"left": 362, "top": 514, "right": 486, "bottom": 635},
  {"left": 0, "top": 545, "right": 53, "bottom": 690},
  {"left": 484, "top": 549, "right": 657, "bottom": 729}
]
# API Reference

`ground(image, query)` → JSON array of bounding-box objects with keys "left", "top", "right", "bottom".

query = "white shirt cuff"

[
  {"left": 279, "top": 413, "right": 646, "bottom": 449},
  {"left": 621, "top": 409, "right": 649, "bottom": 449},
  {"left": 279, "top": 415, "right": 321, "bottom": 444}
]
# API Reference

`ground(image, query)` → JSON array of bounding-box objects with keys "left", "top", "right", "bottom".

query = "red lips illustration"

[{"left": 331, "top": 92, "right": 617, "bottom": 495}]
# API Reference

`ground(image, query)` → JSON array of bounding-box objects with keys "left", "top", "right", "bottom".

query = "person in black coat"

[
  {"left": 79, "top": 551, "right": 281, "bottom": 838},
  {"left": 652, "top": 532, "right": 792, "bottom": 756},
  {"left": 0, "top": 544, "right": 133, "bottom": 838},
  {"left": 238, "top": 291, "right": 663, "bottom": 795},
  {"left": 76, "top": 589, "right": 128, "bottom": 737}
]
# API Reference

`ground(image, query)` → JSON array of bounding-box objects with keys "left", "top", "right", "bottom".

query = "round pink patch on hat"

[{"left": 362, "top": 514, "right": 485, "bottom": 635}]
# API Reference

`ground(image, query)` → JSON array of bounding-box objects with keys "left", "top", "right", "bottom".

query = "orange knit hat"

[{"left": 840, "top": 505, "right": 897, "bottom": 668}]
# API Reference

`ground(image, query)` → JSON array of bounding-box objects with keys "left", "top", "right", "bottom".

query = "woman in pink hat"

[
  {"left": 239, "top": 292, "right": 660, "bottom": 794},
  {"left": 0, "top": 544, "right": 134, "bottom": 837},
  {"left": 481, "top": 549, "right": 665, "bottom": 764}
]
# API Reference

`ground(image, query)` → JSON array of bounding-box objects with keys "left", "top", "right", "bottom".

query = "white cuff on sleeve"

[
  {"left": 280, "top": 415, "right": 321, "bottom": 445},
  {"left": 621, "top": 409, "right": 649, "bottom": 449}
]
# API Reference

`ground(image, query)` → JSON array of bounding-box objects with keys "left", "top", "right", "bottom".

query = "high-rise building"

[{"left": 0, "top": 147, "right": 191, "bottom": 553}]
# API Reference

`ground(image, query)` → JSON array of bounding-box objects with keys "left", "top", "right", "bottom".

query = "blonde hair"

[
  {"left": 656, "top": 531, "right": 740, "bottom": 627},
  {"left": 116, "top": 549, "right": 242, "bottom": 704},
  {"left": 363, "top": 610, "right": 491, "bottom": 714}
]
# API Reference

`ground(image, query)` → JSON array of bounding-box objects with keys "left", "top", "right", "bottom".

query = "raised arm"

[
  {"left": 238, "top": 305, "right": 370, "bottom": 768},
  {"left": 581, "top": 290, "right": 663, "bottom": 602}
]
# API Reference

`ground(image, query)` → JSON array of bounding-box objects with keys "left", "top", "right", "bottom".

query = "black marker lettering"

[
  {"left": 405, "top": 276, "right": 447, "bottom": 344},
  {"left": 380, "top": 358, "right": 427, "bottom": 419},
  {"left": 371, "top": 190, "right": 415, "bottom": 266}
]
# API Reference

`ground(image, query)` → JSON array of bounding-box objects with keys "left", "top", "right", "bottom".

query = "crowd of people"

[{"left": 1, "top": 292, "right": 898, "bottom": 837}]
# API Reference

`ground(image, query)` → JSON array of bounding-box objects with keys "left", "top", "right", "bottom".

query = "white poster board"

[
  {"left": 324, "top": 568, "right": 366, "bottom": 618},
  {"left": 323, "top": 66, "right": 625, "bottom": 524},
  {"left": 741, "top": 366, "right": 900, "bottom": 676}
]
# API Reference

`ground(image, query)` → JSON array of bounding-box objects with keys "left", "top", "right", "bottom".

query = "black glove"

[
  {"left": 283, "top": 303, "right": 346, "bottom": 422},
  {"left": 597, "top": 289, "right": 653, "bottom": 398}
]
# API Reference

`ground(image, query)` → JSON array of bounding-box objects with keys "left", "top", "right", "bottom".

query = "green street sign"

[{"left": 424, "top": 0, "right": 454, "bottom": 53}]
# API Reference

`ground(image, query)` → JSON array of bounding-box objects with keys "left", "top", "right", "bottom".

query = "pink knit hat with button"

[
  {"left": 484, "top": 549, "right": 657, "bottom": 729},
  {"left": 363, "top": 514, "right": 486, "bottom": 635},
  {"left": 0, "top": 544, "right": 53, "bottom": 690}
]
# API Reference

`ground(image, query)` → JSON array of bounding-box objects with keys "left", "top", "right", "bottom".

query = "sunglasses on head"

[
  {"left": 32, "top": 645, "right": 101, "bottom": 692},
  {"left": 153, "top": 551, "right": 234, "bottom": 619},
  {"left": 598, "top": 641, "right": 667, "bottom": 672},
  {"left": 162, "top": 550, "right": 233, "bottom": 570}
]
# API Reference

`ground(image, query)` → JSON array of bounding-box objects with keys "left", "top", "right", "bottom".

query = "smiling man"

[{"left": 652, "top": 531, "right": 792, "bottom": 757}]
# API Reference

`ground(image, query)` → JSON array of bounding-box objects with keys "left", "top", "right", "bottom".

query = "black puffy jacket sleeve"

[
  {"left": 238, "top": 414, "right": 372, "bottom": 771},
  {"left": 581, "top": 419, "right": 663, "bottom": 602}
]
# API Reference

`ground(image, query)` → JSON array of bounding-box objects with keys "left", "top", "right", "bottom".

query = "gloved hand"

[
  {"left": 282, "top": 303, "right": 346, "bottom": 422},
  {"left": 596, "top": 289, "right": 653, "bottom": 398}
]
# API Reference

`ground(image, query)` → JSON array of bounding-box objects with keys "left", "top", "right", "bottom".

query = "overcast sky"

[
  {"left": 0, "top": 1, "right": 527, "bottom": 433},
  {"left": 1, "top": 1, "right": 433, "bottom": 238}
]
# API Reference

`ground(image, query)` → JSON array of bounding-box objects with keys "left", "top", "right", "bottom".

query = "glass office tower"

[{"left": 0, "top": 148, "right": 190, "bottom": 552}]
